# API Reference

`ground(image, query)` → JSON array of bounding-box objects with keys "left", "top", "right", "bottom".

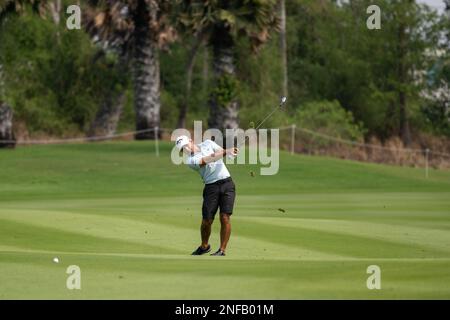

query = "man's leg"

[
  {"left": 201, "top": 218, "right": 214, "bottom": 249},
  {"left": 219, "top": 213, "right": 231, "bottom": 252},
  {"left": 201, "top": 183, "right": 218, "bottom": 250}
]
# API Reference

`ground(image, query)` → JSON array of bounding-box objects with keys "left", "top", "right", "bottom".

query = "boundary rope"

[{"left": 2, "top": 125, "right": 450, "bottom": 158}]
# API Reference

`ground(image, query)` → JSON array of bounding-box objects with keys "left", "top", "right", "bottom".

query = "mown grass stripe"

[
  {"left": 239, "top": 217, "right": 450, "bottom": 253},
  {"left": 0, "top": 219, "right": 183, "bottom": 255}
]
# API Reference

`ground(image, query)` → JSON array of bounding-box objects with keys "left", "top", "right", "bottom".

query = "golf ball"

[{"left": 53, "top": 257, "right": 59, "bottom": 263}]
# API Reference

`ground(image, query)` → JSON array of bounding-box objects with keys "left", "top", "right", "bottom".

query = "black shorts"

[{"left": 202, "top": 177, "right": 236, "bottom": 220}]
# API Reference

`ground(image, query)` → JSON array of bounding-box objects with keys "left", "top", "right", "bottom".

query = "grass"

[{"left": 0, "top": 141, "right": 449, "bottom": 299}]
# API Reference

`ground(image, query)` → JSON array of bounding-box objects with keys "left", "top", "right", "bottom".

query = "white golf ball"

[{"left": 53, "top": 257, "right": 59, "bottom": 263}]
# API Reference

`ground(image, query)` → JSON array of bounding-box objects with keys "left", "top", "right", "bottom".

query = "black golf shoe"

[
  {"left": 191, "top": 245, "right": 211, "bottom": 255},
  {"left": 210, "top": 249, "right": 226, "bottom": 256}
]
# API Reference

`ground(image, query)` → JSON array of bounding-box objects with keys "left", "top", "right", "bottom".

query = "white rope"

[
  {"left": 2, "top": 124, "right": 450, "bottom": 159},
  {"left": 293, "top": 126, "right": 450, "bottom": 158},
  {"left": 0, "top": 128, "right": 164, "bottom": 145},
  {"left": 1, "top": 127, "right": 288, "bottom": 146},
  {"left": 279, "top": 126, "right": 296, "bottom": 130}
]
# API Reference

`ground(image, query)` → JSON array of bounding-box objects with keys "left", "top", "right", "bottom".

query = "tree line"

[{"left": 0, "top": 0, "right": 448, "bottom": 146}]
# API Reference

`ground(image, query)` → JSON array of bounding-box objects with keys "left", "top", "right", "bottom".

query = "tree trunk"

[
  {"left": 209, "top": 25, "right": 239, "bottom": 135},
  {"left": 397, "top": 19, "right": 411, "bottom": 146},
  {"left": 0, "top": 64, "right": 4, "bottom": 98},
  {"left": 88, "top": 92, "right": 125, "bottom": 138},
  {"left": 133, "top": 1, "right": 161, "bottom": 140},
  {"left": 48, "top": 0, "right": 61, "bottom": 43},
  {"left": 446, "top": 1, "right": 450, "bottom": 38},
  {"left": 0, "top": 102, "right": 16, "bottom": 148},
  {"left": 48, "top": 0, "right": 62, "bottom": 25},
  {"left": 399, "top": 89, "right": 411, "bottom": 145},
  {"left": 279, "top": 0, "right": 288, "bottom": 98},
  {"left": 88, "top": 52, "right": 128, "bottom": 138},
  {"left": 177, "top": 32, "right": 205, "bottom": 129},
  {"left": 202, "top": 46, "right": 209, "bottom": 95}
]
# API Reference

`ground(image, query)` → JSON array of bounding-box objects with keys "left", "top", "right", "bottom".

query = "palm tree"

[
  {"left": 177, "top": 0, "right": 280, "bottom": 133},
  {"left": 176, "top": 30, "right": 207, "bottom": 129},
  {"left": 0, "top": 0, "right": 47, "bottom": 147},
  {"left": 84, "top": 0, "right": 176, "bottom": 139},
  {"left": 0, "top": 0, "right": 127, "bottom": 138},
  {"left": 87, "top": 49, "right": 130, "bottom": 138},
  {"left": 0, "top": 101, "right": 16, "bottom": 148},
  {"left": 279, "top": 0, "right": 288, "bottom": 98},
  {"left": 0, "top": 0, "right": 47, "bottom": 23}
]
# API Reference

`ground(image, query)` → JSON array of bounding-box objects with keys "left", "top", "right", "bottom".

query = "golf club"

[
  {"left": 254, "top": 96, "right": 287, "bottom": 131},
  {"left": 232, "top": 96, "right": 287, "bottom": 151}
]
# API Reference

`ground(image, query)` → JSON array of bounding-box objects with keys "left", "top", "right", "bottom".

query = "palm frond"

[
  {"left": 84, "top": 0, "right": 176, "bottom": 53},
  {"left": 177, "top": 0, "right": 280, "bottom": 51},
  {"left": 0, "top": 0, "right": 48, "bottom": 23}
]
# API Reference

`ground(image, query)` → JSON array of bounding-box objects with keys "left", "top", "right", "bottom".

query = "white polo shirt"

[{"left": 186, "top": 140, "right": 231, "bottom": 184}]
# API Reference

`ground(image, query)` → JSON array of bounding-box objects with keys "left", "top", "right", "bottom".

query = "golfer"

[{"left": 176, "top": 135, "right": 238, "bottom": 256}]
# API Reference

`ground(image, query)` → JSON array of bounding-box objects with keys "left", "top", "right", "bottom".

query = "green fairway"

[{"left": 1, "top": 142, "right": 450, "bottom": 299}]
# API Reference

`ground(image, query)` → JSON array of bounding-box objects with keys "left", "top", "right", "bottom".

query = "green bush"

[
  {"left": 0, "top": 12, "right": 128, "bottom": 135},
  {"left": 295, "top": 100, "right": 366, "bottom": 143},
  {"left": 236, "top": 36, "right": 289, "bottom": 129}
]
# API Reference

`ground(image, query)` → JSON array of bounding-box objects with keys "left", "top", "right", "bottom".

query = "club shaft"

[
  {"left": 235, "top": 100, "right": 286, "bottom": 149},
  {"left": 255, "top": 104, "right": 282, "bottom": 130}
]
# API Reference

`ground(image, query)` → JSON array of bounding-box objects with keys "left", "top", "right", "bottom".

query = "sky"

[
  {"left": 417, "top": 0, "right": 447, "bottom": 13},
  {"left": 337, "top": 0, "right": 447, "bottom": 13}
]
